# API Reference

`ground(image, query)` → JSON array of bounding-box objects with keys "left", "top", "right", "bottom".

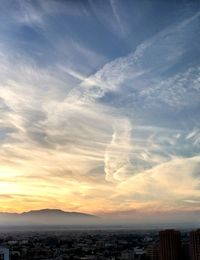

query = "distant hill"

[{"left": 0, "top": 209, "right": 99, "bottom": 226}]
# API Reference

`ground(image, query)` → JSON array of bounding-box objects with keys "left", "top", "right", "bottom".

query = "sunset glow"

[{"left": 0, "top": 0, "right": 200, "bottom": 223}]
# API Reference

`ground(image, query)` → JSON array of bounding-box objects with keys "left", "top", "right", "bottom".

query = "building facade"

[
  {"left": 0, "top": 248, "right": 9, "bottom": 260},
  {"left": 159, "top": 229, "right": 181, "bottom": 260},
  {"left": 190, "top": 229, "right": 200, "bottom": 260},
  {"left": 145, "top": 244, "right": 159, "bottom": 260}
]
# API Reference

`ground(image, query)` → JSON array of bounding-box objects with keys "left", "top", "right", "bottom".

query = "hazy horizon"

[
  {"left": 0, "top": 0, "right": 200, "bottom": 225},
  {"left": 1, "top": 207, "right": 200, "bottom": 227}
]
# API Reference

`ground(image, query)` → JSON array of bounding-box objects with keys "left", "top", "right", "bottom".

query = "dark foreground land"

[{"left": 0, "top": 226, "right": 192, "bottom": 260}]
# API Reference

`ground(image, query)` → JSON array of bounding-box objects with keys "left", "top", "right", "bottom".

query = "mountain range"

[{"left": 0, "top": 209, "right": 99, "bottom": 226}]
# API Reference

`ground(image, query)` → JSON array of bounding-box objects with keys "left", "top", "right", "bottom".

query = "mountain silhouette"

[{"left": 0, "top": 209, "right": 99, "bottom": 226}]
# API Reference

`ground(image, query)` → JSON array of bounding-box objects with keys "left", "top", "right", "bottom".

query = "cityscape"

[
  {"left": 1, "top": 228, "right": 200, "bottom": 260},
  {"left": 0, "top": 0, "right": 200, "bottom": 259}
]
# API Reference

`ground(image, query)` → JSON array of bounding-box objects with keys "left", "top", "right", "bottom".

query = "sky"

[{"left": 0, "top": 0, "right": 200, "bottom": 224}]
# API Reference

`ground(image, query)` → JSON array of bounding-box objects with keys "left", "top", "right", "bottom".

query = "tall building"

[
  {"left": 121, "top": 250, "right": 135, "bottom": 260},
  {"left": 145, "top": 244, "right": 159, "bottom": 260},
  {"left": 190, "top": 229, "right": 200, "bottom": 260},
  {"left": 159, "top": 229, "right": 181, "bottom": 260},
  {"left": 95, "top": 240, "right": 105, "bottom": 249},
  {"left": 0, "top": 248, "right": 9, "bottom": 260},
  {"left": 181, "top": 243, "right": 190, "bottom": 260}
]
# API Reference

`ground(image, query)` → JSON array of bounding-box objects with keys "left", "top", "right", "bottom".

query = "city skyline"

[{"left": 0, "top": 0, "right": 200, "bottom": 224}]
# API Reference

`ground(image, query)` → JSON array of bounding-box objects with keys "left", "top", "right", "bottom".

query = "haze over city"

[{"left": 0, "top": 0, "right": 200, "bottom": 226}]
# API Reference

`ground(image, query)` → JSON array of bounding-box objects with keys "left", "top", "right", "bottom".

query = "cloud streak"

[{"left": 0, "top": 0, "right": 199, "bottom": 221}]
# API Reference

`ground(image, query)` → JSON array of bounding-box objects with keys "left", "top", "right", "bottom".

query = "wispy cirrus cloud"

[
  {"left": 0, "top": 0, "right": 200, "bottom": 221},
  {"left": 104, "top": 118, "right": 133, "bottom": 182}
]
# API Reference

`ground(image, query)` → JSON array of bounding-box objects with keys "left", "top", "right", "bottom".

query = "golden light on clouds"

[{"left": 0, "top": 0, "right": 200, "bottom": 224}]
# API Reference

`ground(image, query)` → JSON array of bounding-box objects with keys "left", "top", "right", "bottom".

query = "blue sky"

[{"left": 0, "top": 0, "right": 200, "bottom": 223}]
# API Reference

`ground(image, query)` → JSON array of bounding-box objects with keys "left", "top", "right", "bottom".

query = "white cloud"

[
  {"left": 0, "top": 2, "right": 200, "bottom": 216},
  {"left": 15, "top": 0, "right": 45, "bottom": 28},
  {"left": 117, "top": 155, "right": 200, "bottom": 210},
  {"left": 109, "top": 0, "right": 125, "bottom": 36},
  {"left": 187, "top": 127, "right": 200, "bottom": 147},
  {"left": 104, "top": 118, "right": 133, "bottom": 182},
  {"left": 80, "top": 10, "right": 200, "bottom": 110}
]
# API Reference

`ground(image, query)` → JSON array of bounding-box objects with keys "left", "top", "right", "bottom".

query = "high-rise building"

[
  {"left": 190, "top": 229, "right": 200, "bottom": 260},
  {"left": 0, "top": 248, "right": 9, "bottom": 260},
  {"left": 95, "top": 240, "right": 105, "bottom": 249},
  {"left": 159, "top": 229, "right": 181, "bottom": 260},
  {"left": 181, "top": 243, "right": 190, "bottom": 260},
  {"left": 145, "top": 244, "right": 159, "bottom": 260},
  {"left": 121, "top": 250, "right": 135, "bottom": 260}
]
